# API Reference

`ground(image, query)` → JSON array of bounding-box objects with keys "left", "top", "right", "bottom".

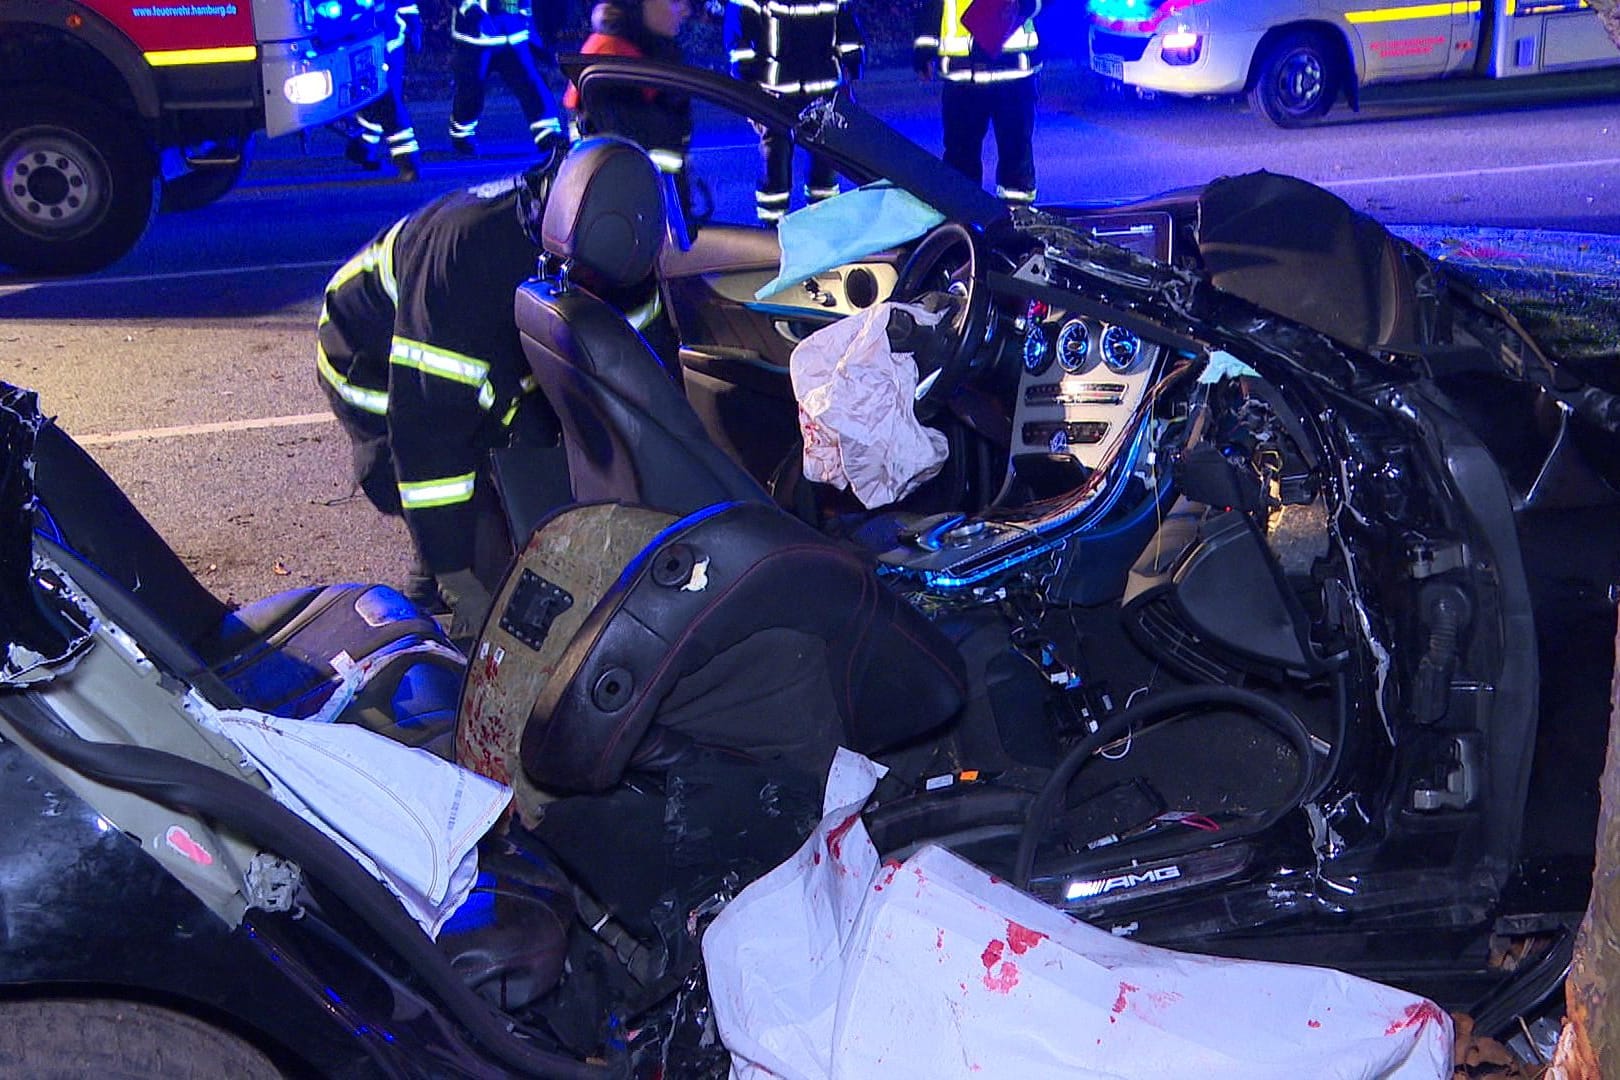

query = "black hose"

[
  {"left": 1011, "top": 685, "right": 1317, "bottom": 891},
  {"left": 0, "top": 694, "right": 619, "bottom": 1080}
]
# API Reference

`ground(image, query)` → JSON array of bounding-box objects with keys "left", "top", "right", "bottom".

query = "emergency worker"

[
  {"left": 725, "top": 0, "right": 863, "bottom": 223},
  {"left": 914, "top": 0, "right": 1042, "bottom": 205},
  {"left": 347, "top": 0, "right": 423, "bottom": 180},
  {"left": 315, "top": 150, "right": 664, "bottom": 633},
  {"left": 564, "top": 0, "right": 695, "bottom": 216},
  {"left": 449, "top": 0, "right": 567, "bottom": 158}
]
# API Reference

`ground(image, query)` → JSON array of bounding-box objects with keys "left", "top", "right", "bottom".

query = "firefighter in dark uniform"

[
  {"left": 565, "top": 0, "right": 695, "bottom": 217},
  {"left": 914, "top": 0, "right": 1041, "bottom": 205},
  {"left": 725, "top": 0, "right": 864, "bottom": 223},
  {"left": 316, "top": 149, "right": 664, "bottom": 633},
  {"left": 449, "top": 0, "right": 567, "bottom": 158},
  {"left": 347, "top": 0, "right": 423, "bottom": 180}
]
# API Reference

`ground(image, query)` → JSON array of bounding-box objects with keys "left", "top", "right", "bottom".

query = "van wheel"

[
  {"left": 0, "top": 93, "right": 158, "bottom": 275},
  {"left": 1249, "top": 30, "right": 1341, "bottom": 127},
  {"left": 0, "top": 999, "right": 285, "bottom": 1078}
]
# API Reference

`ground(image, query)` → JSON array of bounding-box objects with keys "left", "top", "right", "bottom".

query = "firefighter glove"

[{"left": 437, "top": 569, "right": 493, "bottom": 641}]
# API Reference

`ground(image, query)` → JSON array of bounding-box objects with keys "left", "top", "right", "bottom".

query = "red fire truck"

[{"left": 1, "top": 0, "right": 387, "bottom": 274}]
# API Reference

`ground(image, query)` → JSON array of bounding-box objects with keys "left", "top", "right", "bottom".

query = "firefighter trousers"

[
  {"left": 450, "top": 41, "right": 562, "bottom": 151},
  {"left": 941, "top": 75, "right": 1037, "bottom": 203},
  {"left": 356, "top": 48, "right": 418, "bottom": 161}
]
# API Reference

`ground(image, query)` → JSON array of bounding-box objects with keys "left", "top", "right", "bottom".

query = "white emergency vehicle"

[{"left": 1088, "top": 0, "right": 1620, "bottom": 126}]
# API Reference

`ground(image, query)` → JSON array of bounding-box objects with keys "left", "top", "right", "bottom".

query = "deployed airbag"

[
  {"left": 704, "top": 749, "right": 1453, "bottom": 1080},
  {"left": 790, "top": 302, "right": 950, "bottom": 508}
]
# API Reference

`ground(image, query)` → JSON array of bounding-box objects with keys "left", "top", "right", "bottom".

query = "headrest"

[{"left": 540, "top": 137, "right": 665, "bottom": 288}]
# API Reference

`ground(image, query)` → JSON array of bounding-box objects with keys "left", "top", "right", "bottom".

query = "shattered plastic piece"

[
  {"left": 704, "top": 750, "right": 1452, "bottom": 1080},
  {"left": 1199, "top": 349, "right": 1263, "bottom": 385},
  {"left": 756, "top": 183, "right": 945, "bottom": 300},
  {"left": 790, "top": 302, "right": 951, "bottom": 508},
  {"left": 681, "top": 556, "right": 711, "bottom": 593},
  {"left": 244, "top": 853, "right": 303, "bottom": 914}
]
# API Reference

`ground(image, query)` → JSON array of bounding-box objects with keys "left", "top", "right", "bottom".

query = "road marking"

[
  {"left": 0, "top": 260, "right": 339, "bottom": 295},
  {"left": 76, "top": 412, "right": 335, "bottom": 447},
  {"left": 1320, "top": 156, "right": 1620, "bottom": 188}
]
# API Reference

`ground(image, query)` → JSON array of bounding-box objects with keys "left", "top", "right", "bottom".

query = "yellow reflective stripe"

[
  {"left": 398, "top": 473, "right": 477, "bottom": 508},
  {"left": 376, "top": 218, "right": 403, "bottom": 304},
  {"left": 501, "top": 400, "right": 520, "bottom": 426},
  {"left": 317, "top": 343, "right": 389, "bottom": 415},
  {"left": 145, "top": 46, "right": 256, "bottom": 67},
  {"left": 520, "top": 374, "right": 539, "bottom": 393},
  {"left": 390, "top": 338, "right": 490, "bottom": 387},
  {"left": 327, "top": 217, "right": 405, "bottom": 300},
  {"left": 648, "top": 149, "right": 684, "bottom": 173},
  {"left": 1345, "top": 1, "right": 1479, "bottom": 23},
  {"left": 477, "top": 381, "right": 496, "bottom": 410}
]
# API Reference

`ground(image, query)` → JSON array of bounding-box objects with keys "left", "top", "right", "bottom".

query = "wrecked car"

[{"left": 3, "top": 57, "right": 1619, "bottom": 1076}]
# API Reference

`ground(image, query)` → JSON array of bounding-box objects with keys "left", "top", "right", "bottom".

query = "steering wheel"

[{"left": 891, "top": 221, "right": 992, "bottom": 420}]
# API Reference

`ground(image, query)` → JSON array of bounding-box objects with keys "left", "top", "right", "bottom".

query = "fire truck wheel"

[
  {"left": 0, "top": 998, "right": 286, "bottom": 1078},
  {"left": 0, "top": 93, "right": 158, "bottom": 275},
  {"left": 1248, "top": 29, "right": 1341, "bottom": 128}
]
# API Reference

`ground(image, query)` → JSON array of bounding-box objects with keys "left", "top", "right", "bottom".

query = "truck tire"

[
  {"left": 0, "top": 998, "right": 285, "bottom": 1078},
  {"left": 0, "top": 93, "right": 158, "bottom": 275},
  {"left": 1248, "top": 30, "right": 1341, "bottom": 127}
]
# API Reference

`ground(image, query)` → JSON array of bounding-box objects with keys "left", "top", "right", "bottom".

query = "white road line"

[
  {"left": 1320, "top": 156, "right": 1620, "bottom": 189},
  {"left": 0, "top": 260, "right": 339, "bottom": 295},
  {"left": 76, "top": 412, "right": 335, "bottom": 447}
]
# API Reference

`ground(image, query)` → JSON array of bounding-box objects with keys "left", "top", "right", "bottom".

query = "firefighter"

[
  {"left": 449, "top": 0, "right": 567, "bottom": 158},
  {"left": 347, "top": 0, "right": 424, "bottom": 181},
  {"left": 564, "top": 0, "right": 695, "bottom": 217},
  {"left": 725, "top": 0, "right": 864, "bottom": 223},
  {"left": 914, "top": 0, "right": 1042, "bottom": 206},
  {"left": 315, "top": 147, "right": 664, "bottom": 634}
]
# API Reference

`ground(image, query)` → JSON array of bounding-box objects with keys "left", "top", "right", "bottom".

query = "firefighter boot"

[
  {"left": 393, "top": 152, "right": 422, "bottom": 183},
  {"left": 451, "top": 134, "right": 479, "bottom": 157},
  {"left": 345, "top": 137, "right": 383, "bottom": 171}
]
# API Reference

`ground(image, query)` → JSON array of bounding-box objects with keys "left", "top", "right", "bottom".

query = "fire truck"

[
  {"left": 1089, "top": 0, "right": 1620, "bottom": 127},
  {"left": 1, "top": 0, "right": 387, "bottom": 274}
]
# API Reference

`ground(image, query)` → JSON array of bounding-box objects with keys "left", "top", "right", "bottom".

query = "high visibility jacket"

[
  {"left": 318, "top": 176, "right": 661, "bottom": 575},
  {"left": 452, "top": 0, "right": 532, "bottom": 47},
  {"left": 914, "top": 0, "right": 1041, "bottom": 83},
  {"left": 726, "top": 0, "right": 865, "bottom": 97}
]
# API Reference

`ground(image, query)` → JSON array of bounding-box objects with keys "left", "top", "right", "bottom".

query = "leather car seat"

[
  {"left": 458, "top": 500, "right": 969, "bottom": 813},
  {"left": 515, "top": 137, "right": 773, "bottom": 517}
]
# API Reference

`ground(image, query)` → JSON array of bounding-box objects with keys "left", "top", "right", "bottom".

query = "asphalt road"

[{"left": 3, "top": 59, "right": 1619, "bottom": 608}]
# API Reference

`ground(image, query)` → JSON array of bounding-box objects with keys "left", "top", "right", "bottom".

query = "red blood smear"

[
  {"left": 982, "top": 961, "right": 1019, "bottom": 993},
  {"left": 1005, "top": 920, "right": 1047, "bottom": 955},
  {"left": 936, "top": 929, "right": 945, "bottom": 950},
  {"left": 166, "top": 827, "right": 214, "bottom": 866},
  {"left": 980, "top": 939, "right": 1005, "bottom": 969},
  {"left": 1112, "top": 982, "right": 1139, "bottom": 1015},
  {"left": 826, "top": 813, "right": 860, "bottom": 859},
  {"left": 1384, "top": 1001, "right": 1445, "bottom": 1037},
  {"left": 1308, "top": 1020, "right": 1322, "bottom": 1029}
]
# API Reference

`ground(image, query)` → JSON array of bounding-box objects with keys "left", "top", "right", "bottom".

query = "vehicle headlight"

[
  {"left": 1159, "top": 28, "right": 1202, "bottom": 66},
  {"left": 284, "top": 69, "right": 334, "bottom": 105}
]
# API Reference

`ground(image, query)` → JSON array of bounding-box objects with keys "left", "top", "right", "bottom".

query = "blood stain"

[
  {"left": 1384, "top": 1001, "right": 1445, "bottom": 1037},
  {"left": 1005, "top": 920, "right": 1047, "bottom": 955},
  {"left": 1111, "top": 982, "right": 1139, "bottom": 1015},
  {"left": 1308, "top": 1020, "right": 1322, "bottom": 1029},
  {"left": 826, "top": 813, "right": 860, "bottom": 859}
]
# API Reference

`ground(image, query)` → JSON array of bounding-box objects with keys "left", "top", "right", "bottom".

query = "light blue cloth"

[
  {"left": 755, "top": 182, "right": 946, "bottom": 300},
  {"left": 1199, "top": 349, "right": 1262, "bottom": 384}
]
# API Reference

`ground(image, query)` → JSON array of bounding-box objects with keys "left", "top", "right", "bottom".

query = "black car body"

[{"left": 1, "top": 57, "right": 1617, "bottom": 1075}]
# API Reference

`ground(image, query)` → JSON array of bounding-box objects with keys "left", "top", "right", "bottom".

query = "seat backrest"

[
  {"left": 516, "top": 280, "right": 772, "bottom": 515},
  {"left": 508, "top": 501, "right": 969, "bottom": 795}
]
